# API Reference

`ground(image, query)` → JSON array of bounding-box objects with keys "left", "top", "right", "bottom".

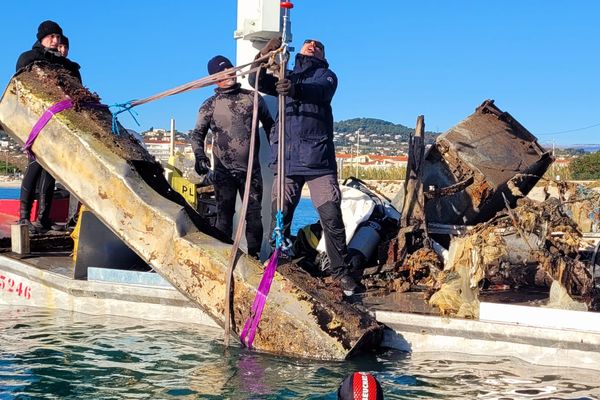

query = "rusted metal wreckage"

[
  {"left": 0, "top": 63, "right": 383, "bottom": 360},
  {"left": 370, "top": 100, "right": 600, "bottom": 317}
]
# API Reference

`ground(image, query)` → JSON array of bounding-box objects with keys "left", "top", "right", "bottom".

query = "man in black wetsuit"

[
  {"left": 191, "top": 55, "right": 274, "bottom": 258},
  {"left": 16, "top": 20, "right": 82, "bottom": 233}
]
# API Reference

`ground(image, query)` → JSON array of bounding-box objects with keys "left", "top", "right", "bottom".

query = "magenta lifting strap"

[
  {"left": 240, "top": 248, "right": 280, "bottom": 348},
  {"left": 24, "top": 99, "right": 73, "bottom": 159}
]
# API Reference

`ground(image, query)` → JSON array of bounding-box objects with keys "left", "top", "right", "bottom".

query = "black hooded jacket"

[
  {"left": 250, "top": 53, "right": 338, "bottom": 176},
  {"left": 16, "top": 41, "right": 82, "bottom": 83}
]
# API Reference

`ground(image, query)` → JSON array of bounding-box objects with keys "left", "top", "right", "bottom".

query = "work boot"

[
  {"left": 31, "top": 221, "right": 49, "bottom": 234},
  {"left": 19, "top": 202, "right": 32, "bottom": 225},
  {"left": 38, "top": 220, "right": 66, "bottom": 232},
  {"left": 338, "top": 272, "right": 361, "bottom": 297},
  {"left": 36, "top": 176, "right": 56, "bottom": 231},
  {"left": 49, "top": 223, "right": 66, "bottom": 232}
]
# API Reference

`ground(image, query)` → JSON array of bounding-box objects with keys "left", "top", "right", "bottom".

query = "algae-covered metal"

[
  {"left": 0, "top": 64, "right": 382, "bottom": 360},
  {"left": 422, "top": 100, "right": 553, "bottom": 225}
]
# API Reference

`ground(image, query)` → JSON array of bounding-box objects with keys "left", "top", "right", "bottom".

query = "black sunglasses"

[{"left": 303, "top": 39, "right": 324, "bottom": 51}]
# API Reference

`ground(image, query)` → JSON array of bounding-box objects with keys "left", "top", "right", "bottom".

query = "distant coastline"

[
  {"left": 579, "top": 145, "right": 600, "bottom": 153},
  {"left": 551, "top": 144, "right": 600, "bottom": 153}
]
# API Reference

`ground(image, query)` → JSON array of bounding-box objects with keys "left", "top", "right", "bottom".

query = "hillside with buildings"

[
  {"left": 0, "top": 129, "right": 28, "bottom": 176},
  {"left": 333, "top": 118, "right": 439, "bottom": 156},
  {"left": 1, "top": 123, "right": 597, "bottom": 182},
  {"left": 141, "top": 127, "right": 194, "bottom": 164}
]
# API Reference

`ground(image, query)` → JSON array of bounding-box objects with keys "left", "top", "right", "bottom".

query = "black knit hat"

[
  {"left": 337, "top": 372, "right": 384, "bottom": 400},
  {"left": 207, "top": 55, "right": 234, "bottom": 75},
  {"left": 60, "top": 35, "right": 69, "bottom": 48},
  {"left": 37, "top": 20, "right": 63, "bottom": 41}
]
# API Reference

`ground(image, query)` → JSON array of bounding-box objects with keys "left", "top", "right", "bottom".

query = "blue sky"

[{"left": 2, "top": 1, "right": 599, "bottom": 146}]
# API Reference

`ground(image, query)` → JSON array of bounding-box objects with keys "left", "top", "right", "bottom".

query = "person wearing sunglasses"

[{"left": 250, "top": 37, "right": 361, "bottom": 296}]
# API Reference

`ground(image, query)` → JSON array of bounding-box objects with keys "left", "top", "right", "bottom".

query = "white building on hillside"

[{"left": 144, "top": 140, "right": 195, "bottom": 163}]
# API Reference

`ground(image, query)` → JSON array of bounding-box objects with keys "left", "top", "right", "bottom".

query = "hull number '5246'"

[{"left": 0, "top": 274, "right": 32, "bottom": 300}]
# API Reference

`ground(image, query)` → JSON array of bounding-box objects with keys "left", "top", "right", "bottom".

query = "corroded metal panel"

[
  {"left": 422, "top": 100, "right": 553, "bottom": 225},
  {"left": 0, "top": 65, "right": 382, "bottom": 360}
]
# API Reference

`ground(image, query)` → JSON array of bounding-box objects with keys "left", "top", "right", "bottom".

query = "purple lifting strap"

[
  {"left": 24, "top": 99, "right": 73, "bottom": 159},
  {"left": 240, "top": 248, "right": 280, "bottom": 348}
]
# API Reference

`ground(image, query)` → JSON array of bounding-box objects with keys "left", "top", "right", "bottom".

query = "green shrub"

[
  {"left": 339, "top": 166, "right": 406, "bottom": 180},
  {"left": 543, "top": 164, "right": 572, "bottom": 181},
  {"left": 570, "top": 152, "right": 600, "bottom": 180},
  {"left": 0, "top": 162, "right": 20, "bottom": 175}
]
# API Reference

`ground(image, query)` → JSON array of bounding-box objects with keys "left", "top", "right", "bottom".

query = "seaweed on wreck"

[
  {"left": 16, "top": 62, "right": 152, "bottom": 162},
  {"left": 427, "top": 195, "right": 600, "bottom": 317},
  {"left": 14, "top": 63, "right": 230, "bottom": 242}
]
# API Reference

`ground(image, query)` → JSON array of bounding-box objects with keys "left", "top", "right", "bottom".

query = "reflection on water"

[{"left": 1, "top": 306, "right": 599, "bottom": 399}]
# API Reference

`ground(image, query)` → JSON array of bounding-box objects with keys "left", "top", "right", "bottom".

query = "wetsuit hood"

[{"left": 215, "top": 82, "right": 242, "bottom": 95}]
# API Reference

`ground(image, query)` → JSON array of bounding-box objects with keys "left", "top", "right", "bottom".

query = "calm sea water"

[
  {"left": 580, "top": 145, "right": 600, "bottom": 153},
  {"left": 0, "top": 187, "right": 20, "bottom": 200},
  {"left": 290, "top": 198, "right": 318, "bottom": 235},
  {"left": 0, "top": 186, "right": 316, "bottom": 235},
  {"left": 1, "top": 306, "right": 598, "bottom": 399},
  {"left": 1, "top": 189, "right": 596, "bottom": 398}
]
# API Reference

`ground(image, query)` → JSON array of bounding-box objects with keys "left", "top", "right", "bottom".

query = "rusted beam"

[
  {"left": 401, "top": 115, "right": 426, "bottom": 228},
  {"left": 0, "top": 65, "right": 382, "bottom": 360}
]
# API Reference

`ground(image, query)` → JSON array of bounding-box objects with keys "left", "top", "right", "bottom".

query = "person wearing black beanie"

[
  {"left": 58, "top": 35, "right": 69, "bottom": 57},
  {"left": 14, "top": 21, "right": 83, "bottom": 233},
  {"left": 16, "top": 20, "right": 80, "bottom": 81},
  {"left": 36, "top": 20, "right": 63, "bottom": 42},
  {"left": 190, "top": 55, "right": 274, "bottom": 258}
]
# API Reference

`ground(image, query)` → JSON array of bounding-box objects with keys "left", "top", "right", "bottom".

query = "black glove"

[
  {"left": 276, "top": 78, "right": 295, "bottom": 97},
  {"left": 194, "top": 156, "right": 211, "bottom": 175},
  {"left": 260, "top": 37, "right": 282, "bottom": 55}
]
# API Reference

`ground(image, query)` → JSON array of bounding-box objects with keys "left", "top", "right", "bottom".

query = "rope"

[
  {"left": 131, "top": 52, "right": 275, "bottom": 107},
  {"left": 108, "top": 51, "right": 280, "bottom": 135},
  {"left": 109, "top": 101, "right": 139, "bottom": 136},
  {"left": 239, "top": 3, "right": 294, "bottom": 349},
  {"left": 273, "top": 46, "right": 289, "bottom": 253},
  {"left": 272, "top": 210, "right": 285, "bottom": 249},
  {"left": 237, "top": 58, "right": 289, "bottom": 346},
  {"left": 223, "top": 66, "right": 263, "bottom": 347}
]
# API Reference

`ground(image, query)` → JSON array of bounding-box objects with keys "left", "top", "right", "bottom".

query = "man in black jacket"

[
  {"left": 250, "top": 38, "right": 360, "bottom": 296},
  {"left": 191, "top": 55, "right": 274, "bottom": 258},
  {"left": 16, "top": 20, "right": 82, "bottom": 233},
  {"left": 16, "top": 21, "right": 81, "bottom": 82}
]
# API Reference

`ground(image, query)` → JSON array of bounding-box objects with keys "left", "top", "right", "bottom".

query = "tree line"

[
  {"left": 570, "top": 151, "right": 600, "bottom": 180},
  {"left": 334, "top": 118, "right": 439, "bottom": 143}
]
